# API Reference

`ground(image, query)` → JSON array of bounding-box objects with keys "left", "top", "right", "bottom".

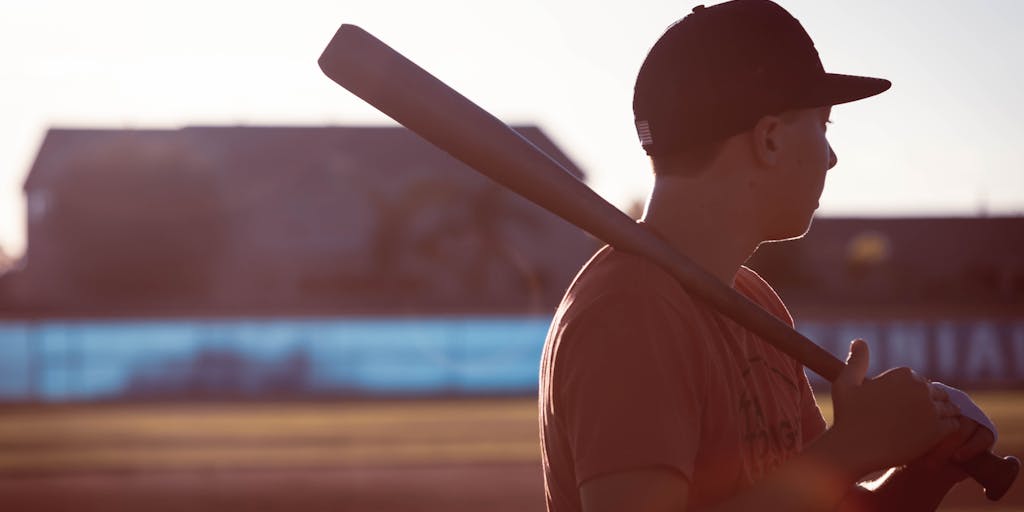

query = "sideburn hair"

[{"left": 650, "top": 110, "right": 804, "bottom": 176}]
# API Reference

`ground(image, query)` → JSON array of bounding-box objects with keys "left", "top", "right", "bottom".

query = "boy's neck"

[{"left": 640, "top": 176, "right": 762, "bottom": 286}]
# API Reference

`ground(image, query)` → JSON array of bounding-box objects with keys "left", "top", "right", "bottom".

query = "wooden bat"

[{"left": 318, "top": 23, "right": 1018, "bottom": 501}]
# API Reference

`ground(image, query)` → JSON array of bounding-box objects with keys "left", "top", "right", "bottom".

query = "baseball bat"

[{"left": 318, "top": 23, "right": 1018, "bottom": 501}]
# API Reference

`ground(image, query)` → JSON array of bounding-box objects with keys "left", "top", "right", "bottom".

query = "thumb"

[{"left": 834, "top": 339, "right": 870, "bottom": 390}]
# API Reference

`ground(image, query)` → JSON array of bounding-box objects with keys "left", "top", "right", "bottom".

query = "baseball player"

[{"left": 539, "top": 1, "right": 994, "bottom": 510}]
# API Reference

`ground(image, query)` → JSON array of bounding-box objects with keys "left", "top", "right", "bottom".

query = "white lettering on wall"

[
  {"left": 964, "top": 322, "right": 1005, "bottom": 381},
  {"left": 886, "top": 322, "right": 929, "bottom": 375},
  {"left": 1012, "top": 322, "right": 1024, "bottom": 377},
  {"left": 934, "top": 322, "right": 959, "bottom": 379},
  {"left": 797, "top": 318, "right": 1023, "bottom": 387}
]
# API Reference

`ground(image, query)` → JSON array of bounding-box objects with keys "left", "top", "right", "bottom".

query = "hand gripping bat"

[{"left": 318, "top": 24, "right": 1019, "bottom": 500}]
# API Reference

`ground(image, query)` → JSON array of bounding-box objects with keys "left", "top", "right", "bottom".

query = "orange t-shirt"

[{"left": 539, "top": 244, "right": 827, "bottom": 511}]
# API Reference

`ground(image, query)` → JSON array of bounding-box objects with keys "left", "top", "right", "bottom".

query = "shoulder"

[
  {"left": 546, "top": 246, "right": 718, "bottom": 373},
  {"left": 557, "top": 245, "right": 703, "bottom": 322}
]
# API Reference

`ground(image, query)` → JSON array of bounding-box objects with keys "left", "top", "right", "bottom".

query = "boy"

[{"left": 539, "top": 2, "right": 992, "bottom": 510}]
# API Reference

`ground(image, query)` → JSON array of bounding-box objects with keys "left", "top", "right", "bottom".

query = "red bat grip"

[{"left": 318, "top": 23, "right": 1017, "bottom": 501}]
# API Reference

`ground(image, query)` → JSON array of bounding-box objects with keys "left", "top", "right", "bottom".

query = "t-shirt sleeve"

[
  {"left": 555, "top": 290, "right": 710, "bottom": 486},
  {"left": 734, "top": 266, "right": 793, "bottom": 326},
  {"left": 797, "top": 365, "right": 828, "bottom": 445}
]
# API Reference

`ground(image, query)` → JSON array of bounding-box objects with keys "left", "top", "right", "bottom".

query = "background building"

[
  {"left": 748, "top": 217, "right": 1024, "bottom": 310},
  {"left": 0, "top": 126, "right": 1021, "bottom": 400},
  {"left": 749, "top": 217, "right": 1024, "bottom": 388},
  {"left": 0, "top": 125, "right": 598, "bottom": 401},
  {"left": 2, "top": 125, "right": 596, "bottom": 316}
]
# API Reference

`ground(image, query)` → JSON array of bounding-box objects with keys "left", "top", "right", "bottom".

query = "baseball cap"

[{"left": 633, "top": 0, "right": 891, "bottom": 157}]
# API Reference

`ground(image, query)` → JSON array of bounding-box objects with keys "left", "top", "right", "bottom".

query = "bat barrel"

[{"left": 319, "top": 24, "right": 846, "bottom": 381}]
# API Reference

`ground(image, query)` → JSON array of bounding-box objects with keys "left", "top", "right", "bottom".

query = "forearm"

[
  {"left": 702, "top": 429, "right": 868, "bottom": 512},
  {"left": 838, "top": 464, "right": 961, "bottom": 512}
]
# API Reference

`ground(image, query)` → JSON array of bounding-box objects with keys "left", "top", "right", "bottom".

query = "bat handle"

[{"left": 959, "top": 452, "right": 1019, "bottom": 501}]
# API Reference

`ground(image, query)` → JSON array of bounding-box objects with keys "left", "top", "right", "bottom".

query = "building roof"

[
  {"left": 747, "top": 216, "right": 1024, "bottom": 310},
  {"left": 24, "top": 125, "right": 584, "bottom": 191}
]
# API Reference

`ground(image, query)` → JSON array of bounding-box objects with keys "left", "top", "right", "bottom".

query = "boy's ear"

[{"left": 751, "top": 115, "right": 783, "bottom": 167}]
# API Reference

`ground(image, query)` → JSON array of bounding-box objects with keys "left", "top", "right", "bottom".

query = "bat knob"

[{"left": 977, "top": 455, "right": 1020, "bottom": 501}]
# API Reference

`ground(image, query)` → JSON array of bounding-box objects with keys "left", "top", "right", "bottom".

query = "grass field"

[{"left": 0, "top": 392, "right": 1021, "bottom": 511}]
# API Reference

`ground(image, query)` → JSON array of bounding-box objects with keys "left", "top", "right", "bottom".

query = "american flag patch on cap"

[{"left": 636, "top": 120, "right": 653, "bottom": 146}]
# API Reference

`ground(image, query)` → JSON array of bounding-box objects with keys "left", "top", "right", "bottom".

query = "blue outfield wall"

[
  {"left": 797, "top": 318, "right": 1024, "bottom": 388},
  {"left": 0, "top": 315, "right": 1021, "bottom": 402},
  {"left": 0, "top": 317, "right": 552, "bottom": 402}
]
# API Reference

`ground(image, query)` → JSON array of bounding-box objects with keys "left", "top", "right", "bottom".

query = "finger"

[
  {"left": 934, "top": 399, "right": 961, "bottom": 418},
  {"left": 929, "top": 382, "right": 950, "bottom": 402},
  {"left": 908, "top": 368, "right": 930, "bottom": 384},
  {"left": 955, "top": 415, "right": 979, "bottom": 439},
  {"left": 919, "top": 420, "right": 964, "bottom": 469},
  {"left": 938, "top": 416, "right": 961, "bottom": 438},
  {"left": 954, "top": 423, "right": 995, "bottom": 462},
  {"left": 921, "top": 417, "right": 965, "bottom": 468},
  {"left": 836, "top": 339, "right": 869, "bottom": 389}
]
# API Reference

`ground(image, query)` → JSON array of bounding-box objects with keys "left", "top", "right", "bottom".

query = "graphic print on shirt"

[{"left": 738, "top": 355, "right": 800, "bottom": 480}]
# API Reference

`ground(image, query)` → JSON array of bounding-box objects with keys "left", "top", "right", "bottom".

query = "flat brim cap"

[
  {"left": 800, "top": 73, "right": 891, "bottom": 108},
  {"left": 634, "top": 0, "right": 892, "bottom": 157}
]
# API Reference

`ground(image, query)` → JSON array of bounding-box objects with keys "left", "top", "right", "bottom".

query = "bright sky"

[{"left": 2, "top": 0, "right": 1022, "bottom": 258}]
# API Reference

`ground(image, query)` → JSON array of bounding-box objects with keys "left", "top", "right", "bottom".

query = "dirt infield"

[
  {"left": 0, "top": 395, "right": 1021, "bottom": 511},
  {"left": 0, "top": 464, "right": 544, "bottom": 512},
  {"left": 4, "top": 462, "right": 1022, "bottom": 512}
]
